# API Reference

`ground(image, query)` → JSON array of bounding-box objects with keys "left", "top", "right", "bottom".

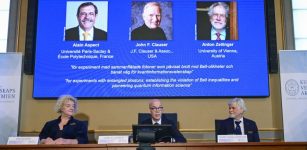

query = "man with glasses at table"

[
  {"left": 216, "top": 98, "right": 260, "bottom": 142},
  {"left": 140, "top": 99, "right": 186, "bottom": 143}
]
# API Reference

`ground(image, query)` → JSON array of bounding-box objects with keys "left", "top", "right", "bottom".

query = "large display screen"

[{"left": 33, "top": 0, "right": 269, "bottom": 98}]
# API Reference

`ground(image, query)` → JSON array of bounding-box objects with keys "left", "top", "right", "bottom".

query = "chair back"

[
  {"left": 215, "top": 119, "right": 223, "bottom": 142},
  {"left": 138, "top": 113, "right": 178, "bottom": 128}
]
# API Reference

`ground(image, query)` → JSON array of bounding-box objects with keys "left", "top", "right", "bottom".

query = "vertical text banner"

[
  {"left": 0, "top": 53, "right": 22, "bottom": 144},
  {"left": 280, "top": 50, "right": 307, "bottom": 141}
]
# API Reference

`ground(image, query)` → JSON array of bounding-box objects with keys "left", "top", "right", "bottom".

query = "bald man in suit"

[{"left": 140, "top": 99, "right": 186, "bottom": 143}]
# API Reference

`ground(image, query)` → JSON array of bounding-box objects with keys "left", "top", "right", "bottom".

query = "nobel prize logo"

[{"left": 285, "top": 79, "right": 299, "bottom": 96}]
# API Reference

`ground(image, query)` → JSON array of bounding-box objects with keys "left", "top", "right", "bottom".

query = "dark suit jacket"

[
  {"left": 217, "top": 117, "right": 260, "bottom": 142},
  {"left": 197, "top": 26, "right": 230, "bottom": 40},
  {"left": 65, "top": 26, "right": 107, "bottom": 41},
  {"left": 140, "top": 115, "right": 186, "bottom": 143},
  {"left": 131, "top": 24, "right": 167, "bottom": 40},
  {"left": 39, "top": 116, "right": 88, "bottom": 144}
]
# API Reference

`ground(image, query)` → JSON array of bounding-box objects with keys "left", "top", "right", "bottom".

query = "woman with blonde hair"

[{"left": 39, "top": 95, "right": 88, "bottom": 144}]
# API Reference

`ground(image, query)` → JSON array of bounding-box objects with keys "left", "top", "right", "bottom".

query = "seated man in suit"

[
  {"left": 140, "top": 99, "right": 186, "bottom": 143},
  {"left": 65, "top": 2, "right": 107, "bottom": 41},
  {"left": 216, "top": 98, "right": 260, "bottom": 142}
]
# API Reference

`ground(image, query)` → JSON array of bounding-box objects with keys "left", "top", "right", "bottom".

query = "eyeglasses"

[
  {"left": 212, "top": 13, "right": 226, "bottom": 19},
  {"left": 79, "top": 12, "right": 95, "bottom": 17},
  {"left": 150, "top": 107, "right": 164, "bottom": 111}
]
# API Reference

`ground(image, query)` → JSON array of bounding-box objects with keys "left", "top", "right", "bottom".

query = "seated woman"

[{"left": 39, "top": 95, "right": 88, "bottom": 144}]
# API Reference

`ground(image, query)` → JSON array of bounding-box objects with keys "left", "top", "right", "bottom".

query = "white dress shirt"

[
  {"left": 152, "top": 118, "right": 162, "bottom": 125},
  {"left": 79, "top": 26, "right": 94, "bottom": 41},
  {"left": 211, "top": 28, "right": 226, "bottom": 40},
  {"left": 233, "top": 118, "right": 245, "bottom": 135}
]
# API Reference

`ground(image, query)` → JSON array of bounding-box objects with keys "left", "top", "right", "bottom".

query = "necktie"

[
  {"left": 234, "top": 121, "right": 242, "bottom": 135},
  {"left": 83, "top": 32, "right": 89, "bottom": 41},
  {"left": 154, "top": 122, "right": 159, "bottom": 125},
  {"left": 216, "top": 32, "right": 221, "bottom": 40}
]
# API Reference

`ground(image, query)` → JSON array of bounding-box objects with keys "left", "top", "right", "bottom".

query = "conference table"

[{"left": 1, "top": 142, "right": 307, "bottom": 150}]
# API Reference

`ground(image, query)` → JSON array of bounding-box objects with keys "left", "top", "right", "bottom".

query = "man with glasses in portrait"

[
  {"left": 198, "top": 2, "right": 230, "bottom": 40},
  {"left": 65, "top": 2, "right": 107, "bottom": 41},
  {"left": 140, "top": 99, "right": 186, "bottom": 143}
]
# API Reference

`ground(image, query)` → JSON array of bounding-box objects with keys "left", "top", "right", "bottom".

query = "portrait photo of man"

[
  {"left": 65, "top": 1, "right": 108, "bottom": 41},
  {"left": 131, "top": 1, "right": 173, "bottom": 40},
  {"left": 196, "top": 1, "right": 238, "bottom": 40}
]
